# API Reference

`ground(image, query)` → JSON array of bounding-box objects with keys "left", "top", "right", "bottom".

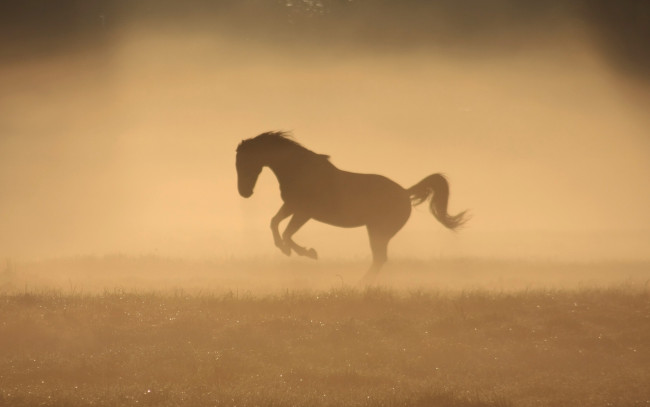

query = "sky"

[{"left": 1, "top": 0, "right": 649, "bottom": 261}]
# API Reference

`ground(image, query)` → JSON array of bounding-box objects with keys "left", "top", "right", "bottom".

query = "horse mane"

[{"left": 238, "top": 131, "right": 331, "bottom": 161}]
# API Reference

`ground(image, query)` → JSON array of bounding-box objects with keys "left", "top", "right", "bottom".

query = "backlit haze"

[{"left": 1, "top": 0, "right": 649, "bottom": 262}]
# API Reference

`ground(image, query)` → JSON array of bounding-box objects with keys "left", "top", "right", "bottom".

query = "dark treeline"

[{"left": 1, "top": 0, "right": 649, "bottom": 80}]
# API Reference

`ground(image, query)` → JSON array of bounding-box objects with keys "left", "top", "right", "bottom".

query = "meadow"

[{"left": 1, "top": 258, "right": 649, "bottom": 406}]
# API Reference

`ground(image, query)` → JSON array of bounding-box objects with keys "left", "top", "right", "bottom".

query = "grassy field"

[{"left": 0, "top": 258, "right": 649, "bottom": 406}]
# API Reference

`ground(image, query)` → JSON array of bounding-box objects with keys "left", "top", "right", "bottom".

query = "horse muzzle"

[{"left": 238, "top": 186, "right": 254, "bottom": 198}]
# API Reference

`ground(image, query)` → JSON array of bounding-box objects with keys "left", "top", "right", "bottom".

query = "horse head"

[{"left": 236, "top": 139, "right": 264, "bottom": 198}]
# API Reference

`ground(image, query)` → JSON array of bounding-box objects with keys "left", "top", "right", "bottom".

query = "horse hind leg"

[
  {"left": 360, "top": 229, "right": 390, "bottom": 284},
  {"left": 361, "top": 201, "right": 410, "bottom": 284},
  {"left": 282, "top": 213, "right": 318, "bottom": 260}
]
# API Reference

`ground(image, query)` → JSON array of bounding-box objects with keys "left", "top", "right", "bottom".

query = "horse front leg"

[
  {"left": 271, "top": 204, "right": 292, "bottom": 256},
  {"left": 282, "top": 213, "right": 318, "bottom": 259}
]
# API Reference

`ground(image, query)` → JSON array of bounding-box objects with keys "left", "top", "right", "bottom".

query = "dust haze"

[
  {"left": 2, "top": 4, "right": 650, "bottom": 406},
  {"left": 1, "top": 0, "right": 649, "bottom": 268}
]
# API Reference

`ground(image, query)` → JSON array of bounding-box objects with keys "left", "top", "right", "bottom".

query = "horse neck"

[
  {"left": 265, "top": 153, "right": 292, "bottom": 184},
  {"left": 264, "top": 148, "right": 307, "bottom": 185}
]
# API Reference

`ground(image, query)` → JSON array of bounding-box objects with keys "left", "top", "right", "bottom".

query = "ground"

[{"left": 0, "top": 258, "right": 649, "bottom": 406}]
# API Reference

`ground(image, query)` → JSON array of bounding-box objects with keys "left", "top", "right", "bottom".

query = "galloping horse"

[{"left": 236, "top": 131, "right": 468, "bottom": 281}]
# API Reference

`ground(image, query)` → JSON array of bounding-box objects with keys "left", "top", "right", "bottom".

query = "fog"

[{"left": 1, "top": 1, "right": 649, "bottom": 262}]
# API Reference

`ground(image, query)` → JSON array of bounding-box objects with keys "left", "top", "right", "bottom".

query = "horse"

[{"left": 236, "top": 131, "right": 468, "bottom": 281}]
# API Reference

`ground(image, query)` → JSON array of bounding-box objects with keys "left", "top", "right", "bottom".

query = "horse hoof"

[
  {"left": 306, "top": 248, "right": 318, "bottom": 260},
  {"left": 280, "top": 246, "right": 291, "bottom": 256}
]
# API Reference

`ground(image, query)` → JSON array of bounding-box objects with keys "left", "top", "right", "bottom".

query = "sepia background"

[
  {"left": 1, "top": 0, "right": 649, "bottom": 262},
  {"left": 1, "top": 3, "right": 649, "bottom": 406}
]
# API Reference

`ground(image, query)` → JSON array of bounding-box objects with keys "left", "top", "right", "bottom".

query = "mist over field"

[
  {"left": 1, "top": 3, "right": 650, "bottom": 406},
  {"left": 1, "top": 0, "right": 649, "bottom": 264}
]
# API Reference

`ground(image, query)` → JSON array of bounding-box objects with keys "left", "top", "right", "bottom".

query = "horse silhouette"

[{"left": 236, "top": 131, "right": 468, "bottom": 281}]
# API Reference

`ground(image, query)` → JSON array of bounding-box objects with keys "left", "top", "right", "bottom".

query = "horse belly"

[
  {"left": 311, "top": 211, "right": 367, "bottom": 228},
  {"left": 311, "top": 175, "right": 410, "bottom": 229},
  {"left": 301, "top": 192, "right": 364, "bottom": 227}
]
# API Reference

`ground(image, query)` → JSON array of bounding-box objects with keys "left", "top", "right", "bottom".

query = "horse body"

[
  {"left": 281, "top": 169, "right": 410, "bottom": 228},
  {"left": 236, "top": 131, "right": 467, "bottom": 281}
]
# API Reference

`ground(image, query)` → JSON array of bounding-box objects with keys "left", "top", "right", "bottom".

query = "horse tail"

[{"left": 407, "top": 173, "right": 468, "bottom": 230}]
